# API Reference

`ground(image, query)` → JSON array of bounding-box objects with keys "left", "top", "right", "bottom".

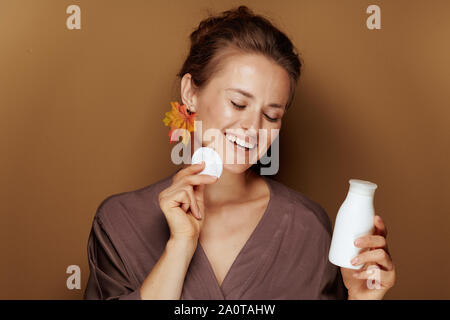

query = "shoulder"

[
  {"left": 266, "top": 177, "right": 332, "bottom": 237},
  {"left": 87, "top": 170, "right": 178, "bottom": 283},
  {"left": 93, "top": 170, "right": 176, "bottom": 227}
]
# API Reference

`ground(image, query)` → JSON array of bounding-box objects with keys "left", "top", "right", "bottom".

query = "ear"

[{"left": 180, "top": 73, "right": 198, "bottom": 112}]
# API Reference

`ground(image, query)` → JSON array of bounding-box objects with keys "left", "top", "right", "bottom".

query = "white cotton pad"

[{"left": 191, "top": 147, "right": 223, "bottom": 178}]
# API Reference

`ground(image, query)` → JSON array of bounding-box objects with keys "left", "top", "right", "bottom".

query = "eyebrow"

[{"left": 225, "top": 88, "right": 285, "bottom": 109}]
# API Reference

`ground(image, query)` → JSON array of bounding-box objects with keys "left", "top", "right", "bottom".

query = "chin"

[{"left": 222, "top": 163, "right": 253, "bottom": 175}]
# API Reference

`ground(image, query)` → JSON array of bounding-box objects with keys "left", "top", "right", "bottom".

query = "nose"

[
  {"left": 240, "top": 108, "right": 261, "bottom": 143},
  {"left": 240, "top": 108, "right": 261, "bottom": 132}
]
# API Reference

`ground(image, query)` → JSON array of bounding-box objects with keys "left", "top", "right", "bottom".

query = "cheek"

[
  {"left": 266, "top": 136, "right": 277, "bottom": 154},
  {"left": 253, "top": 128, "right": 276, "bottom": 159},
  {"left": 215, "top": 101, "right": 234, "bottom": 119},
  {"left": 202, "top": 102, "right": 234, "bottom": 129},
  {"left": 261, "top": 126, "right": 280, "bottom": 146},
  {"left": 270, "top": 127, "right": 281, "bottom": 143}
]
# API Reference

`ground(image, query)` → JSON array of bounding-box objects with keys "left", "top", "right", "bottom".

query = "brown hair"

[{"left": 177, "top": 5, "right": 302, "bottom": 111}]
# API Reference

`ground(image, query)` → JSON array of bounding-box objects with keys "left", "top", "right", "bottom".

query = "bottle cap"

[
  {"left": 349, "top": 179, "right": 378, "bottom": 197},
  {"left": 191, "top": 147, "right": 223, "bottom": 178}
]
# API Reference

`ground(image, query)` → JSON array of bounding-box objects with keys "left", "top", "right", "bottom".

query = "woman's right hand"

[{"left": 158, "top": 161, "right": 218, "bottom": 243}]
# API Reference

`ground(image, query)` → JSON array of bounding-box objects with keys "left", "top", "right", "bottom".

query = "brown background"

[{"left": 1, "top": 0, "right": 449, "bottom": 299}]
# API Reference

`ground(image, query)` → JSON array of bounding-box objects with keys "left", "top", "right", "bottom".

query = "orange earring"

[{"left": 162, "top": 101, "right": 197, "bottom": 145}]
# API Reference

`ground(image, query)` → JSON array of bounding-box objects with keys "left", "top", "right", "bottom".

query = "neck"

[
  {"left": 182, "top": 163, "right": 256, "bottom": 207},
  {"left": 205, "top": 168, "right": 256, "bottom": 207}
]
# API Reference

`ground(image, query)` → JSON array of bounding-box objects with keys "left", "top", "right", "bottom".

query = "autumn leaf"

[{"left": 162, "top": 101, "right": 196, "bottom": 145}]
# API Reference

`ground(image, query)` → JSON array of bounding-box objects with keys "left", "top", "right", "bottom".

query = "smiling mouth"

[{"left": 224, "top": 132, "right": 257, "bottom": 151}]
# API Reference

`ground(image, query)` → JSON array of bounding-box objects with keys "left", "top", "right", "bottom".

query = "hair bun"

[{"left": 190, "top": 5, "right": 255, "bottom": 45}]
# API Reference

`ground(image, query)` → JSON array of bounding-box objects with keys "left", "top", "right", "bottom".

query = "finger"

[
  {"left": 167, "top": 189, "right": 191, "bottom": 212},
  {"left": 354, "top": 235, "right": 386, "bottom": 249},
  {"left": 165, "top": 186, "right": 199, "bottom": 218},
  {"left": 351, "top": 266, "right": 396, "bottom": 288},
  {"left": 181, "top": 202, "right": 190, "bottom": 213},
  {"left": 351, "top": 248, "right": 394, "bottom": 271},
  {"left": 183, "top": 185, "right": 201, "bottom": 219},
  {"left": 374, "top": 215, "right": 388, "bottom": 238},
  {"left": 180, "top": 173, "right": 218, "bottom": 187},
  {"left": 173, "top": 161, "right": 206, "bottom": 182},
  {"left": 195, "top": 183, "right": 206, "bottom": 207}
]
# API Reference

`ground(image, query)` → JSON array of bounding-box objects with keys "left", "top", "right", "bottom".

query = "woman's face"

[{"left": 182, "top": 52, "right": 291, "bottom": 174}]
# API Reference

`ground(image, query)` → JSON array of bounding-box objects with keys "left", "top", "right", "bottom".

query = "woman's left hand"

[{"left": 340, "top": 215, "right": 396, "bottom": 300}]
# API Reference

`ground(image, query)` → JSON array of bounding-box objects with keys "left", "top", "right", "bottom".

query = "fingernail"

[
  {"left": 354, "top": 239, "right": 361, "bottom": 246},
  {"left": 351, "top": 257, "right": 359, "bottom": 265}
]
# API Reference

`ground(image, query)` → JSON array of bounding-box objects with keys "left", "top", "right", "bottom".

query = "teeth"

[{"left": 225, "top": 133, "right": 255, "bottom": 149}]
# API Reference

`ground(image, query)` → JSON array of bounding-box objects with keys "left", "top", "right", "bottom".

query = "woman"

[{"left": 84, "top": 5, "right": 395, "bottom": 300}]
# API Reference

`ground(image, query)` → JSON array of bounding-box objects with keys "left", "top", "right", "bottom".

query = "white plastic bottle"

[{"left": 328, "top": 179, "right": 378, "bottom": 269}]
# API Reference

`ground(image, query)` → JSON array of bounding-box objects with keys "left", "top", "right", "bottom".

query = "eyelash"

[{"left": 230, "top": 101, "right": 279, "bottom": 122}]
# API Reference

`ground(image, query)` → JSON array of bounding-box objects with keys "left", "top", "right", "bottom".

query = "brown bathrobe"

[{"left": 83, "top": 169, "right": 348, "bottom": 300}]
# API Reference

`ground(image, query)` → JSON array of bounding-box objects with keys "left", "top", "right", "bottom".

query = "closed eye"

[
  {"left": 231, "top": 100, "right": 280, "bottom": 122},
  {"left": 231, "top": 101, "right": 246, "bottom": 109},
  {"left": 264, "top": 114, "right": 279, "bottom": 122}
]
